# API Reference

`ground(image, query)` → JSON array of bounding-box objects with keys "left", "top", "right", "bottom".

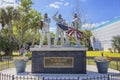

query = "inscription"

[{"left": 44, "top": 57, "right": 74, "bottom": 68}]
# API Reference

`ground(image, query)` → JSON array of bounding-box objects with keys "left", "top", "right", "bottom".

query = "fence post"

[
  {"left": 12, "top": 75, "right": 14, "bottom": 80},
  {"left": 107, "top": 74, "right": 110, "bottom": 80},
  {"left": 0, "top": 73, "right": 1, "bottom": 80},
  {"left": 116, "top": 61, "right": 119, "bottom": 70},
  {"left": 7, "top": 59, "right": 9, "bottom": 68}
]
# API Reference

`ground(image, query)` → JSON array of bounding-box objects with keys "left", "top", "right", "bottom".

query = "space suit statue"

[
  {"left": 39, "top": 13, "right": 51, "bottom": 48},
  {"left": 52, "top": 11, "right": 66, "bottom": 46},
  {"left": 71, "top": 13, "right": 82, "bottom": 47}
]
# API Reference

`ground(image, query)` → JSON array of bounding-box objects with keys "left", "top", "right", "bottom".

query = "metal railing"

[
  {"left": 0, "top": 73, "right": 120, "bottom": 80},
  {"left": 0, "top": 56, "right": 13, "bottom": 62},
  {"left": 0, "top": 73, "right": 43, "bottom": 80}
]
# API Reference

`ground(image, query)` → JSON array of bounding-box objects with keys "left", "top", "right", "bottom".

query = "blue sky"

[
  {"left": 0, "top": 0, "right": 120, "bottom": 30},
  {"left": 31, "top": 0, "right": 120, "bottom": 30}
]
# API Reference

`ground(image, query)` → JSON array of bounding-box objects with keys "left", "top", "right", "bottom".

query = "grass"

[
  {"left": 2, "top": 51, "right": 120, "bottom": 58},
  {"left": 0, "top": 60, "right": 31, "bottom": 70},
  {"left": 87, "top": 51, "right": 120, "bottom": 57}
]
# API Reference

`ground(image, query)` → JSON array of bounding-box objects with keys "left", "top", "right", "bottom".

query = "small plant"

[
  {"left": 13, "top": 56, "right": 28, "bottom": 60},
  {"left": 94, "top": 52, "right": 111, "bottom": 61}
]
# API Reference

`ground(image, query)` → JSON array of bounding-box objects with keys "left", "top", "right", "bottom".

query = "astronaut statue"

[
  {"left": 39, "top": 13, "right": 51, "bottom": 48},
  {"left": 52, "top": 11, "right": 66, "bottom": 46},
  {"left": 71, "top": 13, "right": 82, "bottom": 47}
]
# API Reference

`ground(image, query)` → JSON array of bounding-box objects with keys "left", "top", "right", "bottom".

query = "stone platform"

[{"left": 30, "top": 47, "right": 87, "bottom": 74}]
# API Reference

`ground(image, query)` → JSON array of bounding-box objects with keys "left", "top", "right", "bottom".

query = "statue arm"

[{"left": 52, "top": 11, "right": 59, "bottom": 22}]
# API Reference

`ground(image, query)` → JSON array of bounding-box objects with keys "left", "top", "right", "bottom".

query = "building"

[{"left": 91, "top": 17, "right": 120, "bottom": 51}]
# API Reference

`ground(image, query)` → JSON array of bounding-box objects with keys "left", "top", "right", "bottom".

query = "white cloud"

[
  {"left": 49, "top": 1, "right": 69, "bottom": 9},
  {"left": 49, "top": 3, "right": 60, "bottom": 8},
  {"left": 82, "top": 20, "right": 109, "bottom": 30},
  {"left": 0, "top": 0, "right": 20, "bottom": 8},
  {"left": 64, "top": 2, "right": 69, "bottom": 6},
  {"left": 82, "top": 23, "right": 95, "bottom": 29}
]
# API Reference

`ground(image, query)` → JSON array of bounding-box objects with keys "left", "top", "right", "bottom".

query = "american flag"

[
  {"left": 67, "top": 27, "right": 83, "bottom": 39},
  {"left": 57, "top": 23, "right": 83, "bottom": 39},
  {"left": 57, "top": 23, "right": 68, "bottom": 31}
]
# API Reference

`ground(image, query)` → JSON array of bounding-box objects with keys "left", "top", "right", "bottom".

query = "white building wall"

[{"left": 91, "top": 20, "right": 120, "bottom": 51}]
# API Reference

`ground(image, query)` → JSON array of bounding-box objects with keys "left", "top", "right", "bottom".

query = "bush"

[
  {"left": 111, "top": 35, "right": 120, "bottom": 53},
  {"left": 0, "top": 36, "right": 19, "bottom": 55},
  {"left": 108, "top": 48, "right": 113, "bottom": 53}
]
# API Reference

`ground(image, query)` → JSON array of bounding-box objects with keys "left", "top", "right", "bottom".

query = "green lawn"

[
  {"left": 0, "top": 60, "right": 31, "bottom": 70},
  {"left": 5, "top": 51, "right": 120, "bottom": 58},
  {"left": 87, "top": 51, "right": 120, "bottom": 57},
  {"left": 0, "top": 51, "right": 119, "bottom": 71}
]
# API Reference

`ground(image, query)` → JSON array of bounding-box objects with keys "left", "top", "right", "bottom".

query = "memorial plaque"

[{"left": 44, "top": 57, "right": 74, "bottom": 68}]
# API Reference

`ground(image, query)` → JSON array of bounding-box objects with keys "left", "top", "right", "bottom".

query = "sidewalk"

[{"left": 0, "top": 65, "right": 119, "bottom": 76}]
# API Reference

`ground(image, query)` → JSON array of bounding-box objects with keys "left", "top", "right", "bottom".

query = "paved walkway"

[{"left": 0, "top": 65, "right": 119, "bottom": 75}]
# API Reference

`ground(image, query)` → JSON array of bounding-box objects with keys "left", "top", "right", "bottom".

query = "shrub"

[{"left": 111, "top": 35, "right": 120, "bottom": 53}]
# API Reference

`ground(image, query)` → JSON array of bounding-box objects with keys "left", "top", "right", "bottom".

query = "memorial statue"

[
  {"left": 52, "top": 11, "right": 66, "bottom": 46},
  {"left": 64, "top": 23, "right": 70, "bottom": 46},
  {"left": 39, "top": 13, "right": 51, "bottom": 48},
  {"left": 71, "top": 13, "right": 82, "bottom": 47},
  {"left": 65, "top": 13, "right": 83, "bottom": 47}
]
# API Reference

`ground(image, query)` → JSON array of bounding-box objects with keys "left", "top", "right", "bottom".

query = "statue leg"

[
  {"left": 74, "top": 31, "right": 81, "bottom": 47},
  {"left": 60, "top": 31, "right": 64, "bottom": 46},
  {"left": 39, "top": 32, "right": 45, "bottom": 47},
  {"left": 47, "top": 32, "right": 51, "bottom": 47},
  {"left": 54, "top": 30, "right": 59, "bottom": 46},
  {"left": 65, "top": 32, "right": 70, "bottom": 46}
]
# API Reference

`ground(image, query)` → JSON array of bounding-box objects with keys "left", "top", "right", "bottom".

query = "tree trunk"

[
  {"left": 118, "top": 49, "right": 120, "bottom": 53},
  {"left": 8, "top": 21, "right": 18, "bottom": 43},
  {"left": 31, "top": 29, "right": 38, "bottom": 47}
]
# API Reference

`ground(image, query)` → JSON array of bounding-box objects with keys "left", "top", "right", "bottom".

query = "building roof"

[{"left": 91, "top": 17, "right": 120, "bottom": 30}]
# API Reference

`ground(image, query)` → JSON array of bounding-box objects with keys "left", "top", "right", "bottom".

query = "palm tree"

[
  {"left": 0, "top": 7, "right": 18, "bottom": 42},
  {"left": 0, "top": 7, "right": 19, "bottom": 55},
  {"left": 111, "top": 35, "right": 120, "bottom": 53}
]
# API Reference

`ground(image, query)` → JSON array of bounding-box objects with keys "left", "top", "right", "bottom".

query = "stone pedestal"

[{"left": 30, "top": 47, "right": 87, "bottom": 74}]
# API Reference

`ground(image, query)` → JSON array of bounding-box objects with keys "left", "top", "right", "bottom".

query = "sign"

[{"left": 44, "top": 57, "right": 74, "bottom": 68}]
